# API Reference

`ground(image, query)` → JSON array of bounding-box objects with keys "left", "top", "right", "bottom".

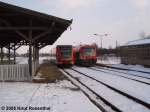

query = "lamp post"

[
  {"left": 93, "top": 33, "right": 108, "bottom": 61},
  {"left": 93, "top": 33, "right": 108, "bottom": 49},
  {"left": 73, "top": 41, "right": 82, "bottom": 46}
]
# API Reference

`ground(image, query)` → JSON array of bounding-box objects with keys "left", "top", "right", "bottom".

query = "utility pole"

[
  {"left": 93, "top": 33, "right": 108, "bottom": 49},
  {"left": 116, "top": 40, "right": 118, "bottom": 48},
  {"left": 93, "top": 33, "right": 109, "bottom": 61}
]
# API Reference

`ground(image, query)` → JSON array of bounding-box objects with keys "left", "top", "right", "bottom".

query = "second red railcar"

[{"left": 74, "top": 45, "right": 97, "bottom": 66}]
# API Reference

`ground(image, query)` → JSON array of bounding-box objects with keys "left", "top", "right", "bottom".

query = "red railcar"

[
  {"left": 56, "top": 45, "right": 74, "bottom": 67},
  {"left": 74, "top": 45, "right": 97, "bottom": 66}
]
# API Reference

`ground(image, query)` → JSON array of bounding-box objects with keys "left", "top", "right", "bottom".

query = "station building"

[{"left": 120, "top": 38, "right": 150, "bottom": 67}]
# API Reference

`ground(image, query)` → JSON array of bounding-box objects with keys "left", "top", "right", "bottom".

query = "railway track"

[
  {"left": 90, "top": 66, "right": 150, "bottom": 86},
  {"left": 96, "top": 63, "right": 150, "bottom": 77},
  {"left": 61, "top": 69, "right": 121, "bottom": 112},
  {"left": 95, "top": 65, "right": 150, "bottom": 80},
  {"left": 61, "top": 68, "right": 150, "bottom": 112}
]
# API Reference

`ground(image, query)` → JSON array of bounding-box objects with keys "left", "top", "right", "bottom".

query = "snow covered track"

[
  {"left": 96, "top": 64, "right": 150, "bottom": 78},
  {"left": 95, "top": 66, "right": 150, "bottom": 80},
  {"left": 61, "top": 69, "right": 120, "bottom": 112},
  {"left": 63, "top": 66, "right": 150, "bottom": 112},
  {"left": 71, "top": 68, "right": 150, "bottom": 109},
  {"left": 91, "top": 67, "right": 150, "bottom": 86}
]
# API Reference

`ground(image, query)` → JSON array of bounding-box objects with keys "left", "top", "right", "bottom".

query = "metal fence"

[{"left": 0, "top": 64, "right": 29, "bottom": 82}]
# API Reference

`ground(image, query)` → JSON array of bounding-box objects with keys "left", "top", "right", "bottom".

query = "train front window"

[
  {"left": 61, "top": 49, "right": 72, "bottom": 58},
  {"left": 82, "top": 48, "right": 96, "bottom": 56}
]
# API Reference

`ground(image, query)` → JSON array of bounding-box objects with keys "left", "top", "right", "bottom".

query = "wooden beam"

[
  {"left": 0, "top": 13, "right": 19, "bottom": 17},
  {"left": 39, "top": 42, "right": 50, "bottom": 49},
  {"left": 1, "top": 19, "right": 30, "bottom": 42},
  {"left": 39, "top": 45, "right": 47, "bottom": 49},
  {"left": 29, "top": 19, "right": 33, "bottom": 77},
  {"left": 34, "top": 35, "right": 52, "bottom": 43},
  {"left": 0, "top": 47, "right": 3, "bottom": 64},
  {"left": 33, "top": 46, "right": 39, "bottom": 62},
  {"left": 8, "top": 44, "right": 10, "bottom": 64},
  {"left": 13, "top": 49, "right": 16, "bottom": 64},
  {"left": 32, "top": 21, "right": 55, "bottom": 42},
  {"left": 40, "top": 35, "right": 55, "bottom": 43},
  {"left": 32, "top": 29, "right": 53, "bottom": 42},
  {"left": 15, "top": 45, "right": 21, "bottom": 50},
  {"left": 0, "top": 27, "right": 49, "bottom": 30},
  {"left": 29, "top": 42, "right": 32, "bottom": 76}
]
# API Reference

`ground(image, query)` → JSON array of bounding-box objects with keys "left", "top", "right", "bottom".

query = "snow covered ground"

[
  {"left": 73, "top": 66, "right": 150, "bottom": 103},
  {"left": 97, "top": 56, "right": 121, "bottom": 65},
  {"left": 16, "top": 57, "right": 52, "bottom": 64},
  {"left": 92, "top": 67, "right": 150, "bottom": 84},
  {"left": 97, "top": 56, "right": 150, "bottom": 73},
  {"left": 67, "top": 66, "right": 150, "bottom": 112},
  {"left": 2, "top": 56, "right": 149, "bottom": 112},
  {"left": 110, "top": 64, "right": 150, "bottom": 73},
  {"left": 0, "top": 80, "right": 100, "bottom": 112},
  {"left": 16, "top": 57, "right": 28, "bottom": 64}
]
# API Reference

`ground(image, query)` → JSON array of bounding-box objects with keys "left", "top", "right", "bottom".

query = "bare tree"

[
  {"left": 92, "top": 43, "right": 98, "bottom": 49},
  {"left": 139, "top": 31, "right": 150, "bottom": 39},
  {"left": 139, "top": 31, "right": 146, "bottom": 39}
]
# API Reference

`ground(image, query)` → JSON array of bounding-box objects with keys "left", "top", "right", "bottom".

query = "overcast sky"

[{"left": 1, "top": 0, "right": 150, "bottom": 53}]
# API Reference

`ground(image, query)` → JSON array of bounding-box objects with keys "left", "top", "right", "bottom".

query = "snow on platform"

[
  {"left": 16, "top": 57, "right": 52, "bottom": 64},
  {"left": 0, "top": 80, "right": 100, "bottom": 112}
]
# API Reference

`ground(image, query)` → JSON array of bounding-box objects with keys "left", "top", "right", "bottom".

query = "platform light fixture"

[{"left": 93, "top": 33, "right": 108, "bottom": 49}]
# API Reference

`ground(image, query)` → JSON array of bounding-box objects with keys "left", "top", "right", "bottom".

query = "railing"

[{"left": 0, "top": 64, "right": 29, "bottom": 82}]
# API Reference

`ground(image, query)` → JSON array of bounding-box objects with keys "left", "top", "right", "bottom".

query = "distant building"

[{"left": 120, "top": 38, "right": 150, "bottom": 67}]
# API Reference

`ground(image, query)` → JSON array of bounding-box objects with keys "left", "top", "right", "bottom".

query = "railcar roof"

[{"left": 56, "top": 45, "right": 72, "bottom": 47}]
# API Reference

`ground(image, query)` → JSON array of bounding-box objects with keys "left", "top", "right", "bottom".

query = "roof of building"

[
  {"left": 123, "top": 38, "right": 150, "bottom": 47},
  {"left": 0, "top": 1, "right": 72, "bottom": 49}
]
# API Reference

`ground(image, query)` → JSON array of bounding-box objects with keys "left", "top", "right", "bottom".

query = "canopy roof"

[{"left": 0, "top": 1, "right": 72, "bottom": 49}]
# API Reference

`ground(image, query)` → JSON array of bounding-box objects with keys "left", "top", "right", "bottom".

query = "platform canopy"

[{"left": 0, "top": 1, "right": 72, "bottom": 49}]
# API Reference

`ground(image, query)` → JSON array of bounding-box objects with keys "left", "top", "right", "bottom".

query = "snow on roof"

[{"left": 124, "top": 38, "right": 150, "bottom": 46}]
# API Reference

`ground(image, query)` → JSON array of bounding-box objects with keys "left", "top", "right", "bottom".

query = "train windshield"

[
  {"left": 61, "top": 49, "right": 72, "bottom": 58},
  {"left": 82, "top": 48, "right": 96, "bottom": 56}
]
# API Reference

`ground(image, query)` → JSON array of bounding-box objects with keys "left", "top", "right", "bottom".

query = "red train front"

[
  {"left": 56, "top": 45, "right": 74, "bottom": 67},
  {"left": 74, "top": 45, "right": 97, "bottom": 66}
]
